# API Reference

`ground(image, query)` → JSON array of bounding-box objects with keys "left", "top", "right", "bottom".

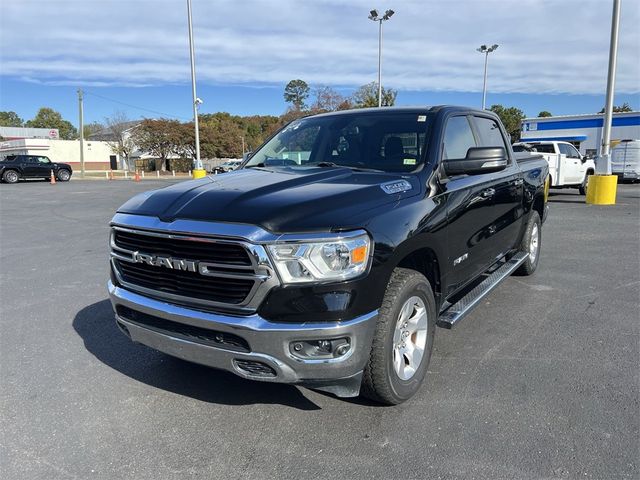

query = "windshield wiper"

[{"left": 308, "top": 162, "right": 385, "bottom": 173}]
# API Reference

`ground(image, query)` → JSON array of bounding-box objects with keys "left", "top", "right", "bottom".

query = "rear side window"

[
  {"left": 473, "top": 117, "right": 507, "bottom": 149},
  {"left": 531, "top": 144, "right": 555, "bottom": 154},
  {"left": 443, "top": 116, "right": 476, "bottom": 160}
]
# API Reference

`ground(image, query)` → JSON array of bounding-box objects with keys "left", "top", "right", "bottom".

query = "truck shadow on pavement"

[{"left": 73, "top": 300, "right": 322, "bottom": 410}]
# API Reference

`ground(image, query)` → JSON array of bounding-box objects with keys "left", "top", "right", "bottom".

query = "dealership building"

[{"left": 520, "top": 111, "right": 640, "bottom": 157}]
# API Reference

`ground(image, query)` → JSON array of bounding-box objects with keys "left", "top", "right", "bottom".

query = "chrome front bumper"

[{"left": 108, "top": 281, "right": 378, "bottom": 397}]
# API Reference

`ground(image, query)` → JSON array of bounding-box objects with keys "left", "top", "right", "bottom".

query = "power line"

[{"left": 83, "top": 90, "right": 191, "bottom": 120}]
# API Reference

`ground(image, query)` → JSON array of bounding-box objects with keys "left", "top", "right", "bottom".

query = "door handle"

[{"left": 481, "top": 188, "right": 495, "bottom": 198}]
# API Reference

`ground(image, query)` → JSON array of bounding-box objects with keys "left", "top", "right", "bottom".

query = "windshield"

[{"left": 245, "top": 112, "right": 429, "bottom": 173}]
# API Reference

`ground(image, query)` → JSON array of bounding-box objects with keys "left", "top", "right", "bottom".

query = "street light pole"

[
  {"left": 599, "top": 0, "right": 621, "bottom": 173},
  {"left": 477, "top": 44, "right": 499, "bottom": 110},
  {"left": 186, "top": 0, "right": 205, "bottom": 177},
  {"left": 377, "top": 18, "right": 382, "bottom": 107},
  {"left": 586, "top": 0, "right": 620, "bottom": 205},
  {"left": 368, "top": 9, "right": 394, "bottom": 107}
]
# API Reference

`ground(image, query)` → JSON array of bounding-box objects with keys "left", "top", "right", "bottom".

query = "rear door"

[{"left": 22, "top": 156, "right": 41, "bottom": 177}]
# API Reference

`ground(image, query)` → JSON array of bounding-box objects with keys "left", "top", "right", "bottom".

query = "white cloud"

[{"left": 1, "top": 0, "right": 638, "bottom": 94}]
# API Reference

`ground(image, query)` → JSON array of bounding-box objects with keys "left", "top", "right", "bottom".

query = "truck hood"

[{"left": 117, "top": 167, "right": 421, "bottom": 233}]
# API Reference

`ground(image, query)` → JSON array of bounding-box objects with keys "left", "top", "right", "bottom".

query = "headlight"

[{"left": 267, "top": 232, "right": 372, "bottom": 284}]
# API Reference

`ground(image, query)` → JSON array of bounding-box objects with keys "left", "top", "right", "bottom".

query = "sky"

[{"left": 1, "top": 0, "right": 639, "bottom": 127}]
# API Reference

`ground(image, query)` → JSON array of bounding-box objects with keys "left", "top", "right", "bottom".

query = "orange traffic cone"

[
  {"left": 50, "top": 170, "right": 56, "bottom": 185},
  {"left": 134, "top": 171, "right": 141, "bottom": 182}
]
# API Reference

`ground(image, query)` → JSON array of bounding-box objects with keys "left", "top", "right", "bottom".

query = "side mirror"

[
  {"left": 242, "top": 151, "right": 253, "bottom": 162},
  {"left": 443, "top": 147, "right": 508, "bottom": 176}
]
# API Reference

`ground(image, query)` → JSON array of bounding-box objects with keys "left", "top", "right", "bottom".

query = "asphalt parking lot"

[{"left": 1, "top": 179, "right": 638, "bottom": 480}]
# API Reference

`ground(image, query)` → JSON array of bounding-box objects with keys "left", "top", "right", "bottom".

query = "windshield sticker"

[
  {"left": 417, "top": 115, "right": 427, "bottom": 122},
  {"left": 403, "top": 158, "right": 416, "bottom": 165}
]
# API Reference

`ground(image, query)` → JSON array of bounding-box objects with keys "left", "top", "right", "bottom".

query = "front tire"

[
  {"left": 578, "top": 172, "right": 592, "bottom": 195},
  {"left": 361, "top": 268, "right": 436, "bottom": 405},
  {"left": 56, "top": 169, "right": 71, "bottom": 182},
  {"left": 515, "top": 211, "right": 541, "bottom": 276},
  {"left": 2, "top": 170, "right": 19, "bottom": 184}
]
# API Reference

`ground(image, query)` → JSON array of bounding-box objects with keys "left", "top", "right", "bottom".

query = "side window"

[
  {"left": 567, "top": 145, "right": 581, "bottom": 158},
  {"left": 37, "top": 156, "right": 51, "bottom": 164},
  {"left": 558, "top": 143, "right": 577, "bottom": 158},
  {"left": 442, "top": 116, "right": 476, "bottom": 160},
  {"left": 27, "top": 156, "right": 38, "bottom": 164},
  {"left": 473, "top": 117, "right": 507, "bottom": 149},
  {"left": 534, "top": 144, "right": 555, "bottom": 154}
]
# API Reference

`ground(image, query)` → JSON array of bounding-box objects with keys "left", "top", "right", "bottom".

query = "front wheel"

[
  {"left": 578, "top": 171, "right": 592, "bottom": 195},
  {"left": 361, "top": 268, "right": 436, "bottom": 405},
  {"left": 515, "top": 211, "right": 541, "bottom": 276},
  {"left": 56, "top": 169, "right": 71, "bottom": 182}
]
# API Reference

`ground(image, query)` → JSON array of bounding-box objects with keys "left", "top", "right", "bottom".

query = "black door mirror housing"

[{"left": 443, "top": 147, "right": 508, "bottom": 176}]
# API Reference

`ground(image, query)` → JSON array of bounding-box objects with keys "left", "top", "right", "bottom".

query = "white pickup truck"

[{"left": 513, "top": 141, "right": 595, "bottom": 195}]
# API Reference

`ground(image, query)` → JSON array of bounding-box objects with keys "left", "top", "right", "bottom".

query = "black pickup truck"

[
  {"left": 108, "top": 106, "right": 549, "bottom": 404},
  {"left": 0, "top": 155, "right": 73, "bottom": 183}
]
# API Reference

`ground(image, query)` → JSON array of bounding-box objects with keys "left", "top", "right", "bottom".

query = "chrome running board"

[{"left": 437, "top": 252, "right": 529, "bottom": 329}]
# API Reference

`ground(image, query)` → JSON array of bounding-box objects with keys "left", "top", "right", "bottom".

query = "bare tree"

[
  {"left": 312, "top": 86, "right": 347, "bottom": 112},
  {"left": 104, "top": 111, "right": 137, "bottom": 170}
]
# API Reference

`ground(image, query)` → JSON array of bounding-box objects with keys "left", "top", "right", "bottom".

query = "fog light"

[
  {"left": 289, "top": 338, "right": 350, "bottom": 359},
  {"left": 335, "top": 343, "right": 350, "bottom": 356}
]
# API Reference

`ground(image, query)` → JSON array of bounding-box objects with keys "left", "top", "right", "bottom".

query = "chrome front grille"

[{"left": 110, "top": 226, "right": 279, "bottom": 313}]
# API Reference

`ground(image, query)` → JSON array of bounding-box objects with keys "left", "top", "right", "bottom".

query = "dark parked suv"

[{"left": 0, "top": 155, "right": 73, "bottom": 183}]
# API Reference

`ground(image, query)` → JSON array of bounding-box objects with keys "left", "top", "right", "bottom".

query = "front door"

[
  {"left": 558, "top": 143, "right": 583, "bottom": 184},
  {"left": 442, "top": 114, "right": 523, "bottom": 297},
  {"left": 470, "top": 115, "right": 523, "bottom": 261},
  {"left": 110, "top": 155, "right": 118, "bottom": 170},
  {"left": 34, "top": 156, "right": 53, "bottom": 177},
  {"left": 441, "top": 115, "right": 497, "bottom": 295}
]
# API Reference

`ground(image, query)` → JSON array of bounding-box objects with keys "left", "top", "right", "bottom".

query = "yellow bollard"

[
  {"left": 192, "top": 169, "right": 207, "bottom": 179},
  {"left": 585, "top": 175, "right": 617, "bottom": 205}
]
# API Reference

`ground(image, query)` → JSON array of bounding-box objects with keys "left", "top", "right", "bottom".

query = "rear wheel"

[
  {"left": 56, "top": 169, "right": 71, "bottom": 181},
  {"left": 515, "top": 211, "right": 541, "bottom": 276},
  {"left": 2, "top": 170, "right": 19, "bottom": 184},
  {"left": 361, "top": 268, "right": 436, "bottom": 405}
]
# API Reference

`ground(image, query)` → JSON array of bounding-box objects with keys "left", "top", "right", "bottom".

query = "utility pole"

[
  {"left": 77, "top": 88, "right": 85, "bottom": 178},
  {"left": 186, "top": 0, "right": 205, "bottom": 177}
]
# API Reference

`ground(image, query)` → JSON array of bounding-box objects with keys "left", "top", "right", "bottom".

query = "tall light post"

[
  {"left": 186, "top": 0, "right": 205, "bottom": 178},
  {"left": 368, "top": 9, "right": 394, "bottom": 107},
  {"left": 477, "top": 44, "right": 499, "bottom": 110},
  {"left": 587, "top": 0, "right": 620, "bottom": 205}
]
